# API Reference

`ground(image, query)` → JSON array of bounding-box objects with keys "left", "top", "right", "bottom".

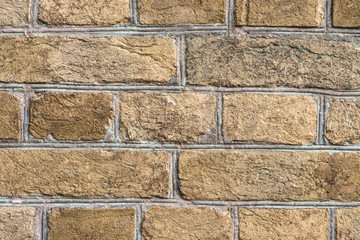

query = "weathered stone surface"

[
  {"left": 30, "top": 93, "right": 113, "bottom": 141},
  {"left": 333, "top": 0, "right": 360, "bottom": 27},
  {"left": 238, "top": 209, "right": 329, "bottom": 240},
  {"left": 142, "top": 207, "right": 233, "bottom": 239},
  {"left": 186, "top": 37, "right": 360, "bottom": 90},
  {"left": 120, "top": 93, "right": 217, "bottom": 143},
  {"left": 48, "top": 208, "right": 135, "bottom": 240},
  {"left": 223, "top": 94, "right": 317, "bottom": 144},
  {"left": 0, "top": 36, "right": 176, "bottom": 84},
  {"left": 179, "top": 151, "right": 360, "bottom": 201},
  {"left": 0, "top": 150, "right": 169, "bottom": 197},
  {"left": 0, "top": 92, "right": 21, "bottom": 140},
  {"left": 0, "top": 207, "right": 36, "bottom": 240},
  {"left": 336, "top": 208, "right": 360, "bottom": 239},
  {"left": 138, "top": 0, "right": 225, "bottom": 25},
  {"left": 236, "top": 0, "right": 324, "bottom": 26},
  {"left": 38, "top": 0, "right": 130, "bottom": 25},
  {"left": 0, "top": 0, "right": 30, "bottom": 25}
]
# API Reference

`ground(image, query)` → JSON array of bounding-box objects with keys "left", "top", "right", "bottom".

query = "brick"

[
  {"left": 0, "top": 92, "right": 21, "bottom": 140},
  {"left": 142, "top": 207, "right": 233, "bottom": 239},
  {"left": 336, "top": 208, "right": 360, "bottom": 239},
  {"left": 333, "top": 0, "right": 360, "bottom": 27},
  {"left": 0, "top": 150, "right": 169, "bottom": 197},
  {"left": 0, "top": 36, "right": 176, "bottom": 84},
  {"left": 120, "top": 93, "right": 217, "bottom": 143},
  {"left": 0, "top": 207, "right": 36, "bottom": 240},
  {"left": 0, "top": 0, "right": 30, "bottom": 25},
  {"left": 30, "top": 93, "right": 113, "bottom": 141},
  {"left": 48, "top": 208, "right": 135, "bottom": 240},
  {"left": 38, "top": 0, "right": 130, "bottom": 25},
  {"left": 236, "top": 0, "right": 324, "bottom": 27},
  {"left": 179, "top": 151, "right": 360, "bottom": 201},
  {"left": 138, "top": 0, "right": 225, "bottom": 25},
  {"left": 223, "top": 94, "right": 317, "bottom": 144},
  {"left": 186, "top": 37, "right": 360, "bottom": 90},
  {"left": 238, "top": 209, "right": 329, "bottom": 240}
]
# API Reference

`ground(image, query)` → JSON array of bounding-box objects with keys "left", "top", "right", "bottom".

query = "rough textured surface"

[
  {"left": 0, "top": 36, "right": 176, "bottom": 84},
  {"left": 30, "top": 93, "right": 113, "bottom": 141},
  {"left": 236, "top": 0, "right": 324, "bottom": 26},
  {"left": 120, "top": 93, "right": 217, "bottom": 143},
  {"left": 48, "top": 208, "right": 135, "bottom": 240},
  {"left": 0, "top": 150, "right": 169, "bottom": 197},
  {"left": 142, "top": 207, "right": 233, "bottom": 239},
  {"left": 0, "top": 0, "right": 30, "bottom": 25},
  {"left": 336, "top": 208, "right": 360, "bottom": 239},
  {"left": 0, "top": 207, "right": 36, "bottom": 240},
  {"left": 186, "top": 37, "right": 360, "bottom": 90},
  {"left": 0, "top": 92, "right": 21, "bottom": 140},
  {"left": 326, "top": 98, "right": 360, "bottom": 145},
  {"left": 223, "top": 94, "right": 317, "bottom": 144},
  {"left": 138, "top": 0, "right": 225, "bottom": 25},
  {"left": 179, "top": 151, "right": 360, "bottom": 201},
  {"left": 333, "top": 0, "right": 360, "bottom": 27},
  {"left": 38, "top": 0, "right": 130, "bottom": 25},
  {"left": 238, "top": 209, "right": 329, "bottom": 240}
]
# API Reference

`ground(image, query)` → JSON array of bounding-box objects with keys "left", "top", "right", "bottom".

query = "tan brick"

[
  {"left": 238, "top": 209, "right": 329, "bottom": 240},
  {"left": 120, "top": 93, "right": 217, "bottom": 143},
  {"left": 236, "top": 0, "right": 324, "bottom": 27},
  {"left": 0, "top": 92, "right": 21, "bottom": 140},
  {"left": 336, "top": 208, "right": 360, "bottom": 239},
  {"left": 48, "top": 208, "right": 135, "bottom": 240},
  {"left": 30, "top": 93, "right": 113, "bottom": 141},
  {"left": 333, "top": 0, "right": 360, "bottom": 27},
  {"left": 38, "top": 0, "right": 130, "bottom": 25},
  {"left": 223, "top": 94, "right": 317, "bottom": 144},
  {"left": 0, "top": 207, "right": 36, "bottom": 240},
  {"left": 0, "top": 36, "right": 176, "bottom": 84},
  {"left": 138, "top": 0, "right": 225, "bottom": 25},
  {"left": 0, "top": 150, "right": 169, "bottom": 197},
  {"left": 0, "top": 0, "right": 30, "bottom": 25},
  {"left": 142, "top": 207, "right": 233, "bottom": 240},
  {"left": 179, "top": 151, "right": 360, "bottom": 201},
  {"left": 186, "top": 37, "right": 360, "bottom": 90}
]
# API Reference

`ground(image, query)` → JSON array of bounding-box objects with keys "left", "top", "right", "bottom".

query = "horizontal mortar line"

[{"left": 242, "top": 26, "right": 327, "bottom": 33}]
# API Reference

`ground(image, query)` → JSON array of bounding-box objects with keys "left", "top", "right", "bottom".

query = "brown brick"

[
  {"left": 30, "top": 93, "right": 113, "bottom": 141},
  {"left": 120, "top": 93, "right": 217, "bottom": 143},
  {"left": 236, "top": 0, "right": 324, "bottom": 27},
  {"left": 179, "top": 151, "right": 360, "bottom": 201},
  {"left": 333, "top": 0, "right": 360, "bottom": 27},
  {"left": 0, "top": 0, "right": 30, "bottom": 25},
  {"left": 186, "top": 37, "right": 360, "bottom": 90},
  {"left": 238, "top": 209, "right": 329, "bottom": 240},
  {"left": 223, "top": 94, "right": 317, "bottom": 144},
  {"left": 0, "top": 150, "right": 169, "bottom": 197},
  {"left": 142, "top": 207, "right": 233, "bottom": 239},
  {"left": 0, "top": 207, "right": 36, "bottom": 240},
  {"left": 336, "top": 208, "right": 360, "bottom": 239},
  {"left": 48, "top": 208, "right": 134, "bottom": 240},
  {"left": 0, "top": 36, "right": 176, "bottom": 84},
  {"left": 0, "top": 92, "right": 21, "bottom": 140},
  {"left": 38, "top": 0, "right": 130, "bottom": 25},
  {"left": 138, "top": 0, "right": 225, "bottom": 25}
]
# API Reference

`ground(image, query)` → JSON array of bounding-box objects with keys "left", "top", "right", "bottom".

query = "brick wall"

[{"left": 1, "top": 0, "right": 360, "bottom": 239}]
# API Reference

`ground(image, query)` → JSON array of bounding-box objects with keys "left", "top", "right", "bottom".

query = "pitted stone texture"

[
  {"left": 0, "top": 36, "right": 176, "bottom": 84},
  {"left": 238, "top": 209, "right": 329, "bottom": 240},
  {"left": 236, "top": 0, "right": 324, "bottom": 27},
  {"left": 138, "top": 0, "right": 225, "bottom": 25},
  {"left": 186, "top": 37, "right": 360, "bottom": 90},
  {"left": 0, "top": 207, "right": 36, "bottom": 240},
  {"left": 0, "top": 0, "right": 30, "bottom": 25},
  {"left": 120, "top": 93, "right": 217, "bottom": 143},
  {"left": 30, "top": 93, "right": 113, "bottom": 141},
  {"left": 179, "top": 151, "right": 360, "bottom": 201},
  {"left": 336, "top": 208, "right": 360, "bottom": 239},
  {"left": 0, "top": 92, "right": 21, "bottom": 140},
  {"left": 223, "top": 94, "right": 317, "bottom": 144},
  {"left": 333, "top": 0, "right": 360, "bottom": 27},
  {"left": 48, "top": 208, "right": 135, "bottom": 240},
  {"left": 142, "top": 207, "right": 233, "bottom": 239},
  {"left": 38, "top": 0, "right": 130, "bottom": 25},
  {"left": 0, "top": 150, "right": 169, "bottom": 198}
]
